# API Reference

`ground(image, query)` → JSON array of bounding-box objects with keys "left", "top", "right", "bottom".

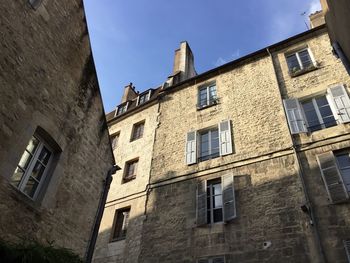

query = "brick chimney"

[
  {"left": 309, "top": 10, "right": 325, "bottom": 28},
  {"left": 170, "top": 41, "right": 197, "bottom": 85},
  {"left": 121, "top": 83, "right": 138, "bottom": 103}
]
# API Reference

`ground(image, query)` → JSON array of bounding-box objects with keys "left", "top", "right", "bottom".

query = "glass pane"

[
  {"left": 26, "top": 137, "right": 39, "bottom": 154},
  {"left": 286, "top": 54, "right": 300, "bottom": 71},
  {"left": 315, "top": 97, "right": 328, "bottom": 107},
  {"left": 209, "top": 85, "right": 217, "bottom": 100},
  {"left": 213, "top": 208, "right": 223, "bottom": 222},
  {"left": 318, "top": 105, "right": 333, "bottom": 117},
  {"left": 18, "top": 150, "right": 32, "bottom": 170},
  {"left": 38, "top": 146, "right": 51, "bottom": 165},
  {"left": 213, "top": 195, "right": 223, "bottom": 208},
  {"left": 323, "top": 116, "right": 337, "bottom": 128},
  {"left": 11, "top": 167, "right": 25, "bottom": 187},
  {"left": 31, "top": 161, "right": 46, "bottom": 181},
  {"left": 337, "top": 154, "right": 350, "bottom": 169},
  {"left": 302, "top": 101, "right": 315, "bottom": 112},
  {"left": 213, "top": 183, "right": 222, "bottom": 195},
  {"left": 298, "top": 50, "right": 312, "bottom": 68},
  {"left": 23, "top": 177, "right": 39, "bottom": 198}
]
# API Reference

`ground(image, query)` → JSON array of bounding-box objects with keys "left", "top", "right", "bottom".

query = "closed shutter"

[
  {"left": 343, "top": 240, "right": 350, "bottom": 263},
  {"left": 222, "top": 174, "right": 236, "bottom": 222},
  {"left": 219, "top": 120, "right": 233, "bottom": 156},
  {"left": 196, "top": 180, "right": 207, "bottom": 226},
  {"left": 186, "top": 131, "right": 197, "bottom": 165},
  {"left": 327, "top": 85, "right": 350, "bottom": 123},
  {"left": 316, "top": 152, "right": 349, "bottom": 203},
  {"left": 283, "top": 99, "right": 307, "bottom": 134}
]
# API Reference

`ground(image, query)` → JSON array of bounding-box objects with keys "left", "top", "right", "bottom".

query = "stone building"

[
  {"left": 94, "top": 22, "right": 350, "bottom": 263},
  {"left": 0, "top": 0, "right": 115, "bottom": 261}
]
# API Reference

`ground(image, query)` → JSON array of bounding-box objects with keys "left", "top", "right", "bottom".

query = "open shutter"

[
  {"left": 186, "top": 131, "right": 197, "bottom": 165},
  {"left": 316, "top": 152, "right": 349, "bottom": 203},
  {"left": 196, "top": 180, "right": 207, "bottom": 226},
  {"left": 327, "top": 85, "right": 350, "bottom": 123},
  {"left": 343, "top": 240, "right": 350, "bottom": 263},
  {"left": 283, "top": 98, "right": 307, "bottom": 134},
  {"left": 222, "top": 174, "right": 236, "bottom": 222},
  {"left": 219, "top": 120, "right": 233, "bottom": 156}
]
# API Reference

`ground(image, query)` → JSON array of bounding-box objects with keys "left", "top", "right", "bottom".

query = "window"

[
  {"left": 131, "top": 121, "right": 145, "bottom": 141},
  {"left": 199, "top": 128, "right": 220, "bottom": 162},
  {"left": 186, "top": 120, "right": 232, "bottom": 165},
  {"left": 196, "top": 174, "right": 236, "bottom": 226},
  {"left": 137, "top": 90, "right": 151, "bottom": 106},
  {"left": 286, "top": 48, "right": 316, "bottom": 75},
  {"left": 198, "top": 84, "right": 217, "bottom": 108},
  {"left": 28, "top": 0, "right": 42, "bottom": 9},
  {"left": 111, "top": 132, "right": 120, "bottom": 150},
  {"left": 344, "top": 240, "right": 350, "bottom": 263},
  {"left": 317, "top": 151, "right": 350, "bottom": 203},
  {"left": 116, "top": 102, "right": 129, "bottom": 116},
  {"left": 111, "top": 207, "right": 130, "bottom": 241},
  {"left": 198, "top": 256, "right": 225, "bottom": 263},
  {"left": 123, "top": 159, "right": 138, "bottom": 183},
  {"left": 283, "top": 85, "right": 350, "bottom": 134},
  {"left": 11, "top": 135, "right": 53, "bottom": 200}
]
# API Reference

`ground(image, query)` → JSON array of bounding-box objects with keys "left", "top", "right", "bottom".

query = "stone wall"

[{"left": 0, "top": 0, "right": 114, "bottom": 258}]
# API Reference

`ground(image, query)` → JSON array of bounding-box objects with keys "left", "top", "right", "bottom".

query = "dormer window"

[
  {"left": 115, "top": 102, "right": 129, "bottom": 116},
  {"left": 137, "top": 90, "right": 152, "bottom": 106}
]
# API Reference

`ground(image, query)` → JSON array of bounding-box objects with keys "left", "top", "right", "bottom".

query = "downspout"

[
  {"left": 85, "top": 165, "right": 120, "bottom": 263},
  {"left": 266, "top": 48, "right": 327, "bottom": 263}
]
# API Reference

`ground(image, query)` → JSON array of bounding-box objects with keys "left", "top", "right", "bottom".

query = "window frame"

[
  {"left": 28, "top": 0, "right": 43, "bottom": 9},
  {"left": 197, "top": 255, "right": 226, "bottom": 263},
  {"left": 115, "top": 102, "right": 129, "bottom": 116},
  {"left": 11, "top": 134, "right": 54, "bottom": 200},
  {"left": 206, "top": 178, "right": 223, "bottom": 224},
  {"left": 136, "top": 90, "right": 152, "bottom": 106},
  {"left": 123, "top": 158, "right": 139, "bottom": 183},
  {"left": 335, "top": 150, "right": 350, "bottom": 193},
  {"left": 285, "top": 47, "right": 316, "bottom": 76},
  {"left": 111, "top": 132, "right": 120, "bottom": 150},
  {"left": 198, "top": 127, "right": 220, "bottom": 162},
  {"left": 110, "top": 207, "right": 131, "bottom": 242},
  {"left": 130, "top": 121, "right": 145, "bottom": 142},
  {"left": 197, "top": 83, "right": 218, "bottom": 109}
]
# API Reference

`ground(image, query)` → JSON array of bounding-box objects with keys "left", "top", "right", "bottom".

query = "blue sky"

[{"left": 83, "top": 0, "right": 321, "bottom": 113}]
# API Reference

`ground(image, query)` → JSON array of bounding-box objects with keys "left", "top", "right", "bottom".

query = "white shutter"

[
  {"left": 343, "top": 240, "right": 350, "bottom": 263},
  {"left": 219, "top": 120, "right": 233, "bottom": 156},
  {"left": 327, "top": 85, "right": 350, "bottom": 123},
  {"left": 186, "top": 131, "right": 197, "bottom": 165},
  {"left": 222, "top": 174, "right": 236, "bottom": 222},
  {"left": 196, "top": 180, "right": 207, "bottom": 226},
  {"left": 316, "top": 152, "right": 349, "bottom": 203},
  {"left": 283, "top": 99, "right": 307, "bottom": 134}
]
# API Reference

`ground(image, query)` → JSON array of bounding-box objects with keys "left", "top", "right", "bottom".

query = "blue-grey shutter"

[
  {"left": 196, "top": 180, "right": 207, "bottom": 226},
  {"left": 343, "top": 240, "right": 350, "bottom": 263},
  {"left": 327, "top": 85, "right": 350, "bottom": 123},
  {"left": 222, "top": 174, "right": 236, "bottom": 222},
  {"left": 186, "top": 131, "right": 197, "bottom": 165},
  {"left": 283, "top": 98, "right": 307, "bottom": 134},
  {"left": 317, "top": 152, "right": 349, "bottom": 203},
  {"left": 219, "top": 120, "right": 233, "bottom": 156}
]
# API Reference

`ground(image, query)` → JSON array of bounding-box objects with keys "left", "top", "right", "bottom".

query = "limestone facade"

[
  {"left": 0, "top": 0, "right": 115, "bottom": 260},
  {"left": 95, "top": 25, "right": 350, "bottom": 263}
]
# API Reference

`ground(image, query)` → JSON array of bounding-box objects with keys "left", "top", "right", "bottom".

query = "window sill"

[
  {"left": 110, "top": 237, "right": 126, "bottom": 243},
  {"left": 197, "top": 101, "right": 219, "bottom": 111},
  {"left": 8, "top": 183, "right": 43, "bottom": 214},
  {"left": 130, "top": 137, "right": 142, "bottom": 143},
  {"left": 122, "top": 176, "right": 136, "bottom": 184},
  {"left": 289, "top": 64, "right": 319, "bottom": 78}
]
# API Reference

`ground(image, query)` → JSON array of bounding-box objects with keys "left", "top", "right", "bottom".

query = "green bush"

[{"left": 0, "top": 239, "right": 82, "bottom": 263}]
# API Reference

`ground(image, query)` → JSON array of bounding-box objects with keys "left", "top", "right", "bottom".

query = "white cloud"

[
  {"left": 231, "top": 49, "right": 241, "bottom": 59},
  {"left": 214, "top": 57, "right": 227, "bottom": 67},
  {"left": 308, "top": 0, "right": 322, "bottom": 14}
]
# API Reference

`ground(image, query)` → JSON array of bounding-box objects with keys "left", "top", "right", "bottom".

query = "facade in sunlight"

[
  {"left": 94, "top": 18, "right": 350, "bottom": 263},
  {"left": 0, "top": 0, "right": 115, "bottom": 261}
]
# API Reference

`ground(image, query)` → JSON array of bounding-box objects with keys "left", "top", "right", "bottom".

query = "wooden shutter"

[
  {"left": 196, "top": 180, "right": 207, "bottom": 226},
  {"left": 316, "top": 152, "right": 349, "bottom": 203},
  {"left": 219, "top": 120, "right": 233, "bottom": 156},
  {"left": 283, "top": 99, "right": 307, "bottom": 134},
  {"left": 343, "top": 240, "right": 350, "bottom": 263},
  {"left": 327, "top": 85, "right": 350, "bottom": 123},
  {"left": 222, "top": 174, "right": 236, "bottom": 222},
  {"left": 186, "top": 131, "right": 197, "bottom": 165}
]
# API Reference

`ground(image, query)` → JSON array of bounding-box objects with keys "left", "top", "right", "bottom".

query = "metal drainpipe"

[
  {"left": 266, "top": 48, "right": 327, "bottom": 263},
  {"left": 85, "top": 165, "right": 120, "bottom": 263}
]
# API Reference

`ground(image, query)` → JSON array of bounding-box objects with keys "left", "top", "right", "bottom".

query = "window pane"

[
  {"left": 23, "top": 177, "right": 39, "bottom": 198},
  {"left": 323, "top": 116, "right": 337, "bottom": 128},
  {"left": 18, "top": 150, "right": 33, "bottom": 170},
  {"left": 286, "top": 54, "right": 300, "bottom": 71},
  {"left": 26, "top": 137, "right": 39, "bottom": 154},
  {"left": 298, "top": 50, "right": 312, "bottom": 68},
  {"left": 209, "top": 85, "right": 217, "bottom": 101},
  {"left": 38, "top": 146, "right": 51, "bottom": 165},
  {"left": 302, "top": 101, "right": 321, "bottom": 131},
  {"left": 11, "top": 167, "right": 25, "bottom": 187},
  {"left": 199, "top": 88, "right": 208, "bottom": 107},
  {"left": 213, "top": 208, "right": 223, "bottom": 222},
  {"left": 213, "top": 183, "right": 222, "bottom": 195},
  {"left": 337, "top": 154, "right": 350, "bottom": 169},
  {"left": 31, "top": 161, "right": 46, "bottom": 181},
  {"left": 213, "top": 195, "right": 223, "bottom": 208}
]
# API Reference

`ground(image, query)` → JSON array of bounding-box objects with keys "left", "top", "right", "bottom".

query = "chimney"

[
  {"left": 121, "top": 83, "right": 138, "bottom": 103},
  {"left": 170, "top": 41, "right": 197, "bottom": 84},
  {"left": 309, "top": 10, "right": 325, "bottom": 28}
]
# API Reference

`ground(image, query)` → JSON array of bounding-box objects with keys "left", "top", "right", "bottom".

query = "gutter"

[{"left": 85, "top": 165, "right": 121, "bottom": 263}]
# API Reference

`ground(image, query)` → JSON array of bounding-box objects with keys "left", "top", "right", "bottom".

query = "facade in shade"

[
  {"left": 94, "top": 23, "right": 350, "bottom": 263},
  {"left": 0, "top": 0, "right": 115, "bottom": 260}
]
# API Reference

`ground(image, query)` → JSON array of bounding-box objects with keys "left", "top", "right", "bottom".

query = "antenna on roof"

[{"left": 300, "top": 11, "right": 310, "bottom": 30}]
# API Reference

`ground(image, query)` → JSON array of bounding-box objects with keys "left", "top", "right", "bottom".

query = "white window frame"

[
  {"left": 198, "top": 83, "right": 217, "bottom": 108},
  {"left": 12, "top": 135, "right": 54, "bottom": 200},
  {"left": 207, "top": 178, "right": 223, "bottom": 224},
  {"left": 136, "top": 90, "right": 152, "bottom": 106},
  {"left": 115, "top": 102, "right": 129, "bottom": 116},
  {"left": 286, "top": 48, "right": 316, "bottom": 73},
  {"left": 198, "top": 128, "right": 220, "bottom": 162}
]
